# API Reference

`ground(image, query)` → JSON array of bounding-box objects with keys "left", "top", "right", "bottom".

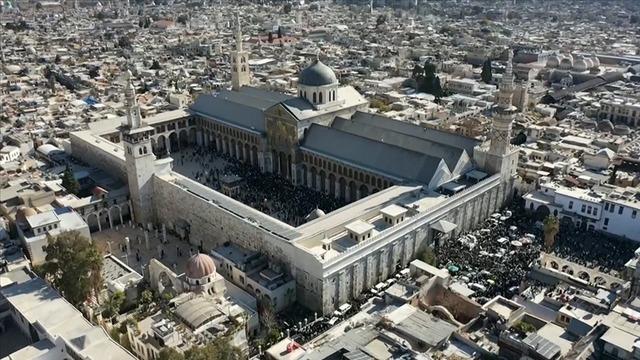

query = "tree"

[
  {"left": 543, "top": 216, "right": 559, "bottom": 251},
  {"left": 411, "top": 64, "right": 423, "bottom": 79},
  {"left": 283, "top": 3, "right": 292, "bottom": 14},
  {"left": 138, "top": 289, "right": 154, "bottom": 313},
  {"left": 184, "top": 337, "right": 245, "bottom": 360},
  {"left": 481, "top": 59, "right": 492, "bottom": 84},
  {"left": 102, "top": 291, "right": 125, "bottom": 319},
  {"left": 37, "top": 231, "right": 103, "bottom": 306},
  {"left": 423, "top": 60, "right": 436, "bottom": 78},
  {"left": 159, "top": 348, "right": 184, "bottom": 360},
  {"left": 150, "top": 59, "right": 162, "bottom": 70},
  {"left": 176, "top": 14, "right": 188, "bottom": 26},
  {"left": 267, "top": 32, "right": 273, "bottom": 43},
  {"left": 61, "top": 164, "right": 80, "bottom": 195},
  {"left": 418, "top": 247, "right": 436, "bottom": 265},
  {"left": 277, "top": 26, "right": 283, "bottom": 39},
  {"left": 376, "top": 14, "right": 386, "bottom": 27}
]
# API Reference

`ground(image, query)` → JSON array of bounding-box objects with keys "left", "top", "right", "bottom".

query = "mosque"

[{"left": 69, "top": 19, "right": 519, "bottom": 314}]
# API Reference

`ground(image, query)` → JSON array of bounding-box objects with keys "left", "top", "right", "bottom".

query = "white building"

[
  {"left": 524, "top": 182, "right": 640, "bottom": 241},
  {"left": 599, "top": 97, "right": 640, "bottom": 127},
  {"left": 0, "top": 145, "right": 21, "bottom": 164},
  {"left": 14, "top": 206, "right": 91, "bottom": 265},
  {"left": 0, "top": 267, "right": 137, "bottom": 360}
]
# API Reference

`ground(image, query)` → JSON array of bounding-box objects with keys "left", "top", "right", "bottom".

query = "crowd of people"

[
  {"left": 549, "top": 226, "right": 637, "bottom": 275},
  {"left": 436, "top": 206, "right": 542, "bottom": 304},
  {"left": 174, "top": 147, "right": 347, "bottom": 226},
  {"left": 436, "top": 202, "right": 638, "bottom": 303}
]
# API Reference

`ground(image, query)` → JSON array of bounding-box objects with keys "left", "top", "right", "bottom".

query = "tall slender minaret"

[
  {"left": 119, "top": 70, "right": 156, "bottom": 226},
  {"left": 490, "top": 49, "right": 515, "bottom": 156},
  {"left": 484, "top": 48, "right": 518, "bottom": 185},
  {"left": 230, "top": 13, "right": 250, "bottom": 91}
]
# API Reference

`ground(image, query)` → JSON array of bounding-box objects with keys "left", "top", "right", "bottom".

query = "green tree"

[
  {"left": 37, "top": 231, "right": 103, "bottom": 306},
  {"left": 138, "top": 289, "right": 154, "bottom": 313},
  {"left": 159, "top": 348, "right": 184, "bottom": 360},
  {"left": 183, "top": 337, "right": 243, "bottom": 360},
  {"left": 61, "top": 164, "right": 80, "bottom": 195},
  {"left": 418, "top": 247, "right": 436, "bottom": 265},
  {"left": 176, "top": 14, "right": 188, "bottom": 25},
  {"left": 103, "top": 291, "right": 125, "bottom": 319},
  {"left": 481, "top": 59, "right": 492, "bottom": 84}
]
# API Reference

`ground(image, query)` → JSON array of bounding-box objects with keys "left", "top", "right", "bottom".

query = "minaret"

[
  {"left": 119, "top": 69, "right": 156, "bottom": 226},
  {"left": 484, "top": 48, "right": 518, "bottom": 185},
  {"left": 490, "top": 49, "right": 516, "bottom": 157},
  {"left": 231, "top": 13, "right": 250, "bottom": 91},
  {"left": 123, "top": 70, "right": 142, "bottom": 128}
]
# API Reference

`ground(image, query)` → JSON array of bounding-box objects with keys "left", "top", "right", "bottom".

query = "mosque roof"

[
  {"left": 347, "top": 111, "right": 480, "bottom": 155},
  {"left": 190, "top": 94, "right": 266, "bottom": 133},
  {"left": 300, "top": 124, "right": 447, "bottom": 184},
  {"left": 298, "top": 59, "right": 338, "bottom": 86},
  {"left": 332, "top": 116, "right": 467, "bottom": 170}
]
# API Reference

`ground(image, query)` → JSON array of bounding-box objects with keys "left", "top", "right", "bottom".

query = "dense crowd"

[
  {"left": 436, "top": 206, "right": 542, "bottom": 304},
  {"left": 175, "top": 147, "right": 347, "bottom": 226},
  {"left": 549, "top": 226, "right": 637, "bottom": 274},
  {"left": 436, "top": 202, "right": 639, "bottom": 303}
]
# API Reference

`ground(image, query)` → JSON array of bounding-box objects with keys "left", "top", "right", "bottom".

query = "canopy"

[{"left": 432, "top": 219, "right": 458, "bottom": 234}]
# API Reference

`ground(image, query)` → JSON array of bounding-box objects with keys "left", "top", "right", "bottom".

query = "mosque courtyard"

[
  {"left": 91, "top": 223, "right": 197, "bottom": 276},
  {"left": 169, "top": 146, "right": 348, "bottom": 226}
]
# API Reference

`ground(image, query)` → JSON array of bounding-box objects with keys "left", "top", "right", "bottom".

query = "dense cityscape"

[{"left": 1, "top": 0, "right": 639, "bottom": 359}]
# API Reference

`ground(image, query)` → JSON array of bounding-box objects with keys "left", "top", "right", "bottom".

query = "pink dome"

[{"left": 185, "top": 253, "right": 216, "bottom": 279}]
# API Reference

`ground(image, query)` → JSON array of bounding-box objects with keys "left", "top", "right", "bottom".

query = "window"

[
  {"left": 619, "top": 206, "right": 624, "bottom": 215},
  {"left": 593, "top": 208, "right": 598, "bottom": 216},
  {"left": 633, "top": 210, "right": 637, "bottom": 219},
  {"left": 610, "top": 204, "right": 615, "bottom": 213},
  {"left": 581, "top": 204, "right": 586, "bottom": 213},
  {"left": 568, "top": 201, "right": 573, "bottom": 210},
  {"left": 313, "top": 92, "right": 317, "bottom": 103},
  {"left": 604, "top": 203, "right": 609, "bottom": 211},
  {"left": 587, "top": 206, "right": 592, "bottom": 214},
  {"left": 604, "top": 218, "right": 609, "bottom": 226},
  {"left": 319, "top": 92, "right": 323, "bottom": 103}
]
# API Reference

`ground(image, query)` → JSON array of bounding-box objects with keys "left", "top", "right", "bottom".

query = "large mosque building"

[{"left": 69, "top": 21, "right": 519, "bottom": 314}]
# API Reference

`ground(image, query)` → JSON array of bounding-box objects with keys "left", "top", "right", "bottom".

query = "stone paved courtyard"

[{"left": 91, "top": 223, "right": 199, "bottom": 276}]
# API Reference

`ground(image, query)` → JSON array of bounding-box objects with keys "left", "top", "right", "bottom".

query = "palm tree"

[{"left": 543, "top": 216, "right": 559, "bottom": 251}]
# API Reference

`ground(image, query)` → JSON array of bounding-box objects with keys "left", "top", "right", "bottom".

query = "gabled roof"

[
  {"left": 190, "top": 94, "right": 266, "bottom": 133},
  {"left": 346, "top": 111, "right": 480, "bottom": 155},
  {"left": 300, "top": 124, "right": 447, "bottom": 184},
  {"left": 332, "top": 116, "right": 467, "bottom": 170}
]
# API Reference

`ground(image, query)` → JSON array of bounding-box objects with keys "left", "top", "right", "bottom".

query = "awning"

[{"left": 432, "top": 219, "right": 457, "bottom": 233}]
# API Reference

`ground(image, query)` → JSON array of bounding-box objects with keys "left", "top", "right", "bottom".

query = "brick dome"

[{"left": 185, "top": 253, "right": 216, "bottom": 279}]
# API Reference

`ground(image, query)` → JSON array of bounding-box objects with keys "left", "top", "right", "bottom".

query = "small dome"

[
  {"left": 584, "top": 58, "right": 594, "bottom": 69},
  {"left": 16, "top": 206, "right": 37, "bottom": 224},
  {"left": 547, "top": 55, "right": 560, "bottom": 68},
  {"left": 299, "top": 59, "right": 337, "bottom": 86},
  {"left": 597, "top": 120, "right": 614, "bottom": 132},
  {"left": 185, "top": 253, "right": 216, "bottom": 279},
  {"left": 559, "top": 57, "right": 573, "bottom": 70},
  {"left": 573, "top": 56, "right": 588, "bottom": 72}
]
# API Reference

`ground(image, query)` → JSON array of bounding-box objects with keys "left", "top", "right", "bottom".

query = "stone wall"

[
  {"left": 70, "top": 131, "right": 127, "bottom": 182},
  {"left": 318, "top": 175, "right": 510, "bottom": 314}
]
